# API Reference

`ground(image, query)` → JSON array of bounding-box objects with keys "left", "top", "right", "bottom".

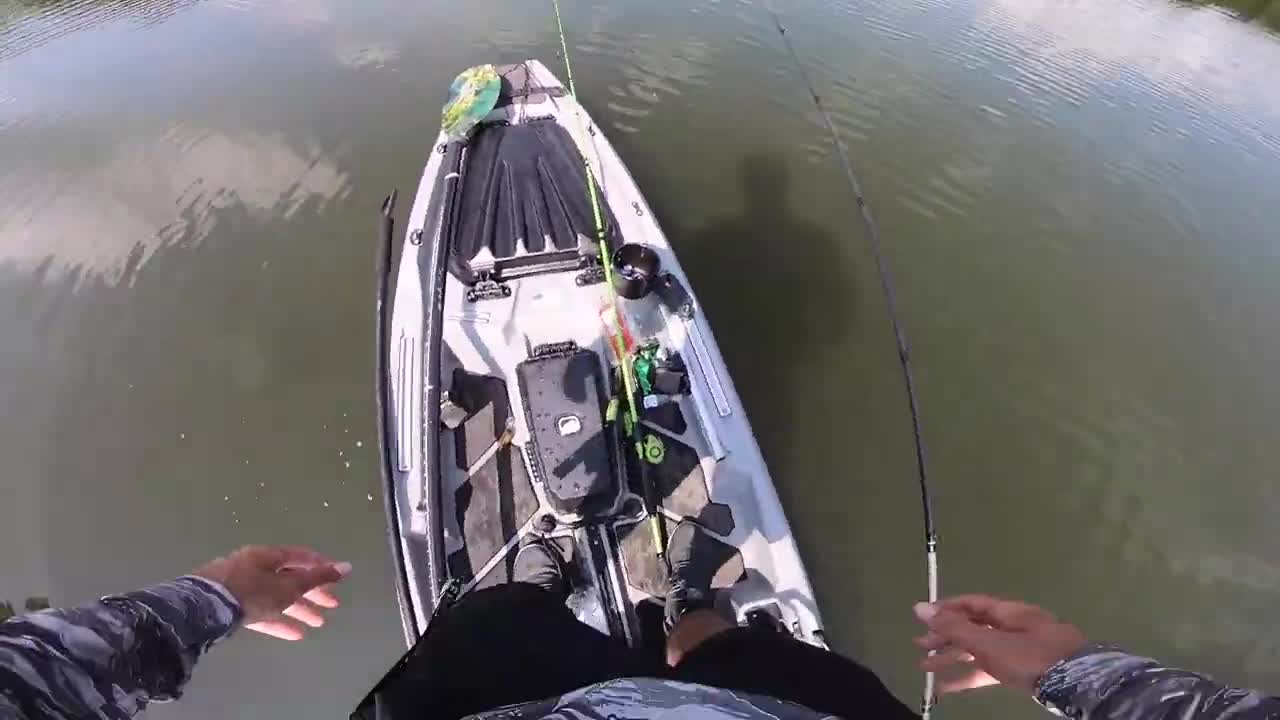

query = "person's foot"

[
  {"left": 665, "top": 521, "right": 719, "bottom": 631},
  {"left": 513, "top": 537, "right": 569, "bottom": 600}
]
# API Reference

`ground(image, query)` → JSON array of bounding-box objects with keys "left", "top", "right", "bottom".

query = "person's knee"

[{"left": 665, "top": 609, "right": 734, "bottom": 666}]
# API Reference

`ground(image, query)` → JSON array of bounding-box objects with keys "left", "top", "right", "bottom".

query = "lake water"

[{"left": 3, "top": 0, "right": 1280, "bottom": 717}]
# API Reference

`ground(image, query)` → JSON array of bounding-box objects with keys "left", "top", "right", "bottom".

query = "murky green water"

[{"left": 4, "top": 0, "right": 1280, "bottom": 717}]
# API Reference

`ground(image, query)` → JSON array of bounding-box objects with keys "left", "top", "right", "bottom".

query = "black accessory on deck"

[
  {"left": 516, "top": 348, "right": 619, "bottom": 517},
  {"left": 643, "top": 399, "right": 688, "bottom": 435},
  {"left": 611, "top": 243, "right": 661, "bottom": 299},
  {"left": 652, "top": 368, "right": 689, "bottom": 396},
  {"left": 653, "top": 272, "right": 694, "bottom": 319}
]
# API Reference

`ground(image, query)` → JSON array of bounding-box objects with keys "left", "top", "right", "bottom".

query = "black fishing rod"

[{"left": 766, "top": 7, "right": 940, "bottom": 716}]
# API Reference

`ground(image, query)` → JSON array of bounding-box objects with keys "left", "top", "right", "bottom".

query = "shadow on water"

[{"left": 676, "top": 153, "right": 858, "bottom": 458}]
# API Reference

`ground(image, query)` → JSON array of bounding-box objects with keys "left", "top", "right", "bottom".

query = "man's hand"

[
  {"left": 193, "top": 545, "right": 352, "bottom": 641},
  {"left": 913, "top": 594, "right": 1087, "bottom": 695}
]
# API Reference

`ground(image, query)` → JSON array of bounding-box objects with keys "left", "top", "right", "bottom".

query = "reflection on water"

[
  {"left": 0, "top": 125, "right": 350, "bottom": 286},
  {"left": 3, "top": 0, "right": 1280, "bottom": 717},
  {"left": 975, "top": 0, "right": 1280, "bottom": 137}
]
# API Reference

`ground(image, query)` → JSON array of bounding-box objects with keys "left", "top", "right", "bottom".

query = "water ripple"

[
  {"left": 581, "top": 28, "right": 720, "bottom": 131},
  {"left": 0, "top": 0, "right": 199, "bottom": 61}
]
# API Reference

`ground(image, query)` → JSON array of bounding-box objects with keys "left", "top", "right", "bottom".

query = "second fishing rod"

[{"left": 766, "top": 6, "right": 941, "bottom": 717}]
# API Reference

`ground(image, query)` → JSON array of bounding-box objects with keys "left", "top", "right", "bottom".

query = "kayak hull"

[{"left": 380, "top": 60, "right": 825, "bottom": 651}]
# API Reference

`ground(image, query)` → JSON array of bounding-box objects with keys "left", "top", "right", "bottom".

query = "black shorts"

[{"left": 357, "top": 583, "right": 919, "bottom": 720}]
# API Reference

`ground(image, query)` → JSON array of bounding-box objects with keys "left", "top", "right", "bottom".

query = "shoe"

[
  {"left": 514, "top": 537, "right": 569, "bottom": 600},
  {"left": 665, "top": 521, "right": 718, "bottom": 631}
]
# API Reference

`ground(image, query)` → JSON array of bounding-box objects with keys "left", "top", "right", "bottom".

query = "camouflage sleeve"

[
  {"left": 1036, "top": 645, "right": 1280, "bottom": 720},
  {"left": 0, "top": 575, "right": 242, "bottom": 719}
]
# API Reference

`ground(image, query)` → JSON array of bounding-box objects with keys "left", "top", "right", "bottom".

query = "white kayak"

[{"left": 375, "top": 59, "right": 825, "bottom": 653}]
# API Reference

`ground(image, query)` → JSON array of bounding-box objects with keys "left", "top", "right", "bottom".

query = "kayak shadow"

[{"left": 676, "top": 153, "right": 858, "bottom": 466}]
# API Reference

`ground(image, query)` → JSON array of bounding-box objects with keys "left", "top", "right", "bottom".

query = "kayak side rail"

[
  {"left": 419, "top": 141, "right": 465, "bottom": 606},
  {"left": 375, "top": 190, "right": 422, "bottom": 642}
]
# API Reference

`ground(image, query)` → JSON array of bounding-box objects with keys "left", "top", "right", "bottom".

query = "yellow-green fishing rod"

[{"left": 551, "top": 0, "right": 667, "bottom": 558}]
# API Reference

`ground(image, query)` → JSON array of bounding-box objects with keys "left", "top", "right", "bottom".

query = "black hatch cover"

[{"left": 516, "top": 348, "right": 618, "bottom": 516}]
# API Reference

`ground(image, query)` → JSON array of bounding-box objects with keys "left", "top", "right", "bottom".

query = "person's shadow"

[{"left": 675, "top": 154, "right": 859, "bottom": 465}]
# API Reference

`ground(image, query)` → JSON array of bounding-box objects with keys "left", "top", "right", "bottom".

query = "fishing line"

[
  {"left": 551, "top": 0, "right": 667, "bottom": 557},
  {"left": 766, "top": 6, "right": 941, "bottom": 717}
]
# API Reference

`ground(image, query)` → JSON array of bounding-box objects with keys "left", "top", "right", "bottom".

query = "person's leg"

[
  {"left": 666, "top": 608, "right": 734, "bottom": 667},
  {"left": 368, "top": 541, "right": 661, "bottom": 720},
  {"left": 670, "top": 621, "right": 919, "bottom": 720},
  {"left": 663, "top": 523, "right": 918, "bottom": 719}
]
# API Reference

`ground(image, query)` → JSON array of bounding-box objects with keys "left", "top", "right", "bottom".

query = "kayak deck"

[{"left": 384, "top": 60, "right": 824, "bottom": 653}]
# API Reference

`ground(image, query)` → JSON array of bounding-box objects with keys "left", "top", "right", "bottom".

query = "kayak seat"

[{"left": 450, "top": 118, "right": 623, "bottom": 283}]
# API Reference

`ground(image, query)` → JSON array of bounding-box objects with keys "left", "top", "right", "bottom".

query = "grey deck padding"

[
  {"left": 469, "top": 535, "right": 576, "bottom": 592},
  {"left": 470, "top": 543, "right": 518, "bottom": 590},
  {"left": 628, "top": 434, "right": 735, "bottom": 537},
  {"left": 452, "top": 119, "right": 622, "bottom": 271},
  {"left": 445, "top": 370, "right": 540, "bottom": 584},
  {"left": 617, "top": 520, "right": 744, "bottom": 597},
  {"left": 452, "top": 370, "right": 511, "bottom": 470},
  {"left": 447, "top": 446, "right": 539, "bottom": 584}
]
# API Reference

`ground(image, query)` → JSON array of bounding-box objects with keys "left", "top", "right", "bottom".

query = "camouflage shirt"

[
  {"left": 3, "top": 579, "right": 1279, "bottom": 720},
  {"left": 0, "top": 576, "right": 240, "bottom": 719},
  {"left": 1036, "top": 646, "right": 1280, "bottom": 720}
]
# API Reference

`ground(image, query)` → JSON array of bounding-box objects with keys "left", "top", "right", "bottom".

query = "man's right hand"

[
  {"left": 193, "top": 545, "right": 352, "bottom": 641},
  {"left": 913, "top": 594, "right": 1088, "bottom": 696}
]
